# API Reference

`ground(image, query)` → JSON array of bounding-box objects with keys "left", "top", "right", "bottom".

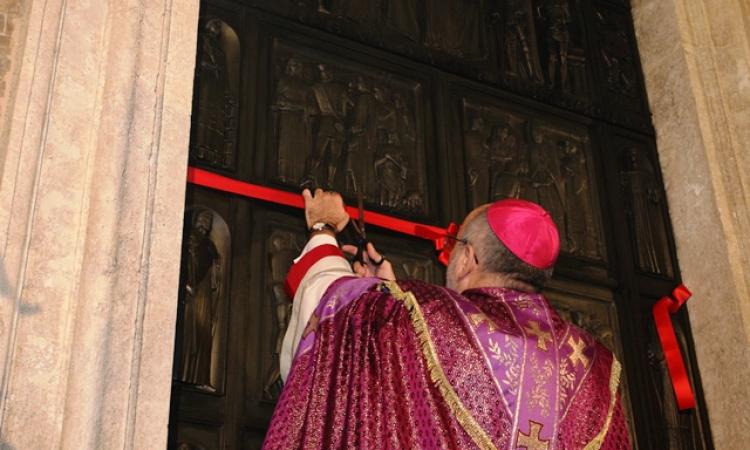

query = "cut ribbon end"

[{"left": 653, "top": 284, "right": 696, "bottom": 410}]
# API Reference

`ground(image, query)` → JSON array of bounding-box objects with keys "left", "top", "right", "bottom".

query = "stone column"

[
  {"left": 0, "top": 0, "right": 31, "bottom": 171},
  {"left": 0, "top": 0, "right": 199, "bottom": 448},
  {"left": 632, "top": 0, "right": 750, "bottom": 447}
]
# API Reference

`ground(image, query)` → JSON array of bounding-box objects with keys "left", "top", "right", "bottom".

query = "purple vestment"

[{"left": 263, "top": 277, "right": 631, "bottom": 449}]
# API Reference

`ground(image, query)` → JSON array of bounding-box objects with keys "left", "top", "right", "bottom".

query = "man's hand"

[
  {"left": 302, "top": 188, "right": 350, "bottom": 232},
  {"left": 342, "top": 242, "right": 396, "bottom": 281}
]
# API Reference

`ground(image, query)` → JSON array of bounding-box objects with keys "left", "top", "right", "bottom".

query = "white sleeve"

[{"left": 279, "top": 234, "right": 352, "bottom": 381}]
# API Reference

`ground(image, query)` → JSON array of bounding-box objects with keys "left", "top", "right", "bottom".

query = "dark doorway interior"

[{"left": 168, "top": 1, "right": 713, "bottom": 448}]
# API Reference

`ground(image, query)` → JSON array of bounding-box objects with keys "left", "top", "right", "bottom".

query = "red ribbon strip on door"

[
  {"left": 652, "top": 284, "right": 696, "bottom": 410},
  {"left": 186, "top": 167, "right": 459, "bottom": 263}
]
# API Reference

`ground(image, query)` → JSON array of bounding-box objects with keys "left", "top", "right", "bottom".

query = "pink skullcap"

[{"left": 487, "top": 199, "right": 560, "bottom": 269}]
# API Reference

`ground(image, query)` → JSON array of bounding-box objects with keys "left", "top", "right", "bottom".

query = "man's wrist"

[
  {"left": 309, "top": 222, "right": 338, "bottom": 234},
  {"left": 309, "top": 229, "right": 337, "bottom": 239}
]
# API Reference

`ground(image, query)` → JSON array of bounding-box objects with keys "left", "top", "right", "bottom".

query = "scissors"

[{"left": 350, "top": 191, "right": 368, "bottom": 265}]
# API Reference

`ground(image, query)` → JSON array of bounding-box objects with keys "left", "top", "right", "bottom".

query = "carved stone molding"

[
  {"left": 633, "top": 0, "right": 750, "bottom": 446},
  {"left": 0, "top": 0, "right": 199, "bottom": 448}
]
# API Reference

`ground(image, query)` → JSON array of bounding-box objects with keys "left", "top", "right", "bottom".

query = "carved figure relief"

[
  {"left": 492, "top": 0, "right": 543, "bottom": 82},
  {"left": 550, "top": 299, "right": 615, "bottom": 352},
  {"left": 462, "top": 99, "right": 604, "bottom": 260},
  {"left": 488, "top": 121, "right": 527, "bottom": 200},
  {"left": 345, "top": 76, "right": 377, "bottom": 195},
  {"left": 534, "top": 0, "right": 588, "bottom": 96},
  {"left": 374, "top": 130, "right": 408, "bottom": 208},
  {"left": 595, "top": 8, "right": 638, "bottom": 98},
  {"left": 272, "top": 57, "right": 316, "bottom": 185},
  {"left": 559, "top": 139, "right": 597, "bottom": 255},
  {"left": 271, "top": 43, "right": 427, "bottom": 214},
  {"left": 536, "top": 0, "right": 571, "bottom": 91},
  {"left": 190, "top": 19, "right": 240, "bottom": 170},
  {"left": 527, "top": 125, "right": 566, "bottom": 234},
  {"left": 424, "top": 0, "right": 486, "bottom": 60},
  {"left": 384, "top": 0, "right": 420, "bottom": 42},
  {"left": 389, "top": 252, "right": 436, "bottom": 282},
  {"left": 621, "top": 147, "right": 673, "bottom": 277},
  {"left": 397, "top": 259, "right": 432, "bottom": 281},
  {"left": 178, "top": 208, "right": 231, "bottom": 392},
  {"left": 647, "top": 320, "right": 707, "bottom": 449},
  {"left": 308, "top": 64, "right": 354, "bottom": 187},
  {"left": 464, "top": 115, "right": 491, "bottom": 207},
  {"left": 262, "top": 230, "right": 304, "bottom": 401}
]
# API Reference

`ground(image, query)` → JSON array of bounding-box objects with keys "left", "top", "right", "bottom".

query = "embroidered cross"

[
  {"left": 301, "top": 312, "right": 320, "bottom": 339},
  {"left": 516, "top": 420, "right": 550, "bottom": 450},
  {"left": 524, "top": 320, "right": 552, "bottom": 351},
  {"left": 567, "top": 335, "right": 590, "bottom": 368},
  {"left": 468, "top": 312, "right": 499, "bottom": 333}
]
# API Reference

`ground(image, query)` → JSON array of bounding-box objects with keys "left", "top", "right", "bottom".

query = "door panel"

[{"left": 169, "top": 2, "right": 713, "bottom": 449}]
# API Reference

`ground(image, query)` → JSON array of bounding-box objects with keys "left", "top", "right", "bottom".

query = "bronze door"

[{"left": 168, "top": 1, "right": 713, "bottom": 449}]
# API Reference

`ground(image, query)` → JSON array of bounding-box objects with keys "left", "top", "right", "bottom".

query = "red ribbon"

[
  {"left": 187, "top": 167, "right": 452, "bottom": 263},
  {"left": 652, "top": 284, "right": 696, "bottom": 410},
  {"left": 415, "top": 222, "right": 460, "bottom": 265}
]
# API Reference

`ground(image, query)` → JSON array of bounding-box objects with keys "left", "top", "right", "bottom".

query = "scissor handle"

[{"left": 353, "top": 235, "right": 368, "bottom": 265}]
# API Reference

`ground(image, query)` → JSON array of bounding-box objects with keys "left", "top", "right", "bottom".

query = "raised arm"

[{"left": 279, "top": 189, "right": 352, "bottom": 381}]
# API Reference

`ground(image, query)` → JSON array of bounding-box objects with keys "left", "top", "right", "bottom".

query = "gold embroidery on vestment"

[
  {"left": 302, "top": 312, "right": 320, "bottom": 339},
  {"left": 528, "top": 356, "right": 554, "bottom": 417},
  {"left": 567, "top": 336, "right": 590, "bottom": 368},
  {"left": 516, "top": 420, "right": 550, "bottom": 450},
  {"left": 583, "top": 358, "right": 622, "bottom": 450},
  {"left": 524, "top": 320, "right": 552, "bottom": 351},
  {"left": 468, "top": 312, "right": 500, "bottom": 333},
  {"left": 380, "top": 281, "right": 497, "bottom": 450}
]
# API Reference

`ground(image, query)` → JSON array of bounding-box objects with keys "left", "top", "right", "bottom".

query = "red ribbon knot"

[{"left": 652, "top": 284, "right": 696, "bottom": 410}]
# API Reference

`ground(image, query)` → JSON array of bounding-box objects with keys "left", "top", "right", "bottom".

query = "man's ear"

[
  {"left": 464, "top": 243, "right": 479, "bottom": 274},
  {"left": 456, "top": 243, "right": 479, "bottom": 280}
]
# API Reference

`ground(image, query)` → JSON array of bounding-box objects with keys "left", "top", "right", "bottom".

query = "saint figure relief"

[
  {"left": 192, "top": 19, "right": 239, "bottom": 169},
  {"left": 384, "top": 0, "right": 420, "bottom": 42},
  {"left": 559, "top": 139, "right": 598, "bottom": 258},
  {"left": 179, "top": 208, "right": 229, "bottom": 391},
  {"left": 424, "top": 0, "right": 485, "bottom": 59},
  {"left": 464, "top": 116, "right": 491, "bottom": 207},
  {"left": 374, "top": 130, "right": 409, "bottom": 208},
  {"left": 308, "top": 64, "right": 353, "bottom": 188},
  {"left": 263, "top": 232, "right": 301, "bottom": 400},
  {"left": 538, "top": 0, "right": 572, "bottom": 92},
  {"left": 273, "top": 57, "right": 316, "bottom": 185},
  {"left": 493, "top": 0, "right": 543, "bottom": 82},
  {"left": 622, "top": 147, "right": 672, "bottom": 276},
  {"left": 488, "top": 122, "right": 526, "bottom": 201},
  {"left": 345, "top": 77, "right": 377, "bottom": 196}
]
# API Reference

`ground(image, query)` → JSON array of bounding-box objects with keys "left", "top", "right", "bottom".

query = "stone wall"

[
  {"left": 632, "top": 0, "right": 750, "bottom": 447},
  {"left": 0, "top": 0, "right": 30, "bottom": 176},
  {"left": 0, "top": 0, "right": 199, "bottom": 448}
]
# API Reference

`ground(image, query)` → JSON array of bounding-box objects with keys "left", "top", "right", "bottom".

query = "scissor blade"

[{"left": 357, "top": 191, "right": 366, "bottom": 239}]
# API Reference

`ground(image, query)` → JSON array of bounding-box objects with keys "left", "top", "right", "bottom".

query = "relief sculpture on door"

[
  {"left": 462, "top": 98, "right": 604, "bottom": 261},
  {"left": 177, "top": 207, "right": 231, "bottom": 394},
  {"left": 270, "top": 42, "right": 428, "bottom": 215},
  {"left": 190, "top": 18, "right": 240, "bottom": 171}
]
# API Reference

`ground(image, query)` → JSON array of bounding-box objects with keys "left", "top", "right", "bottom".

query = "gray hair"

[{"left": 462, "top": 207, "right": 554, "bottom": 290}]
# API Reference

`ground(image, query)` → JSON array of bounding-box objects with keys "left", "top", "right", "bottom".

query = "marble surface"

[
  {"left": 632, "top": 0, "right": 750, "bottom": 446},
  {"left": 0, "top": 0, "right": 30, "bottom": 177},
  {"left": 0, "top": 0, "right": 199, "bottom": 448}
]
